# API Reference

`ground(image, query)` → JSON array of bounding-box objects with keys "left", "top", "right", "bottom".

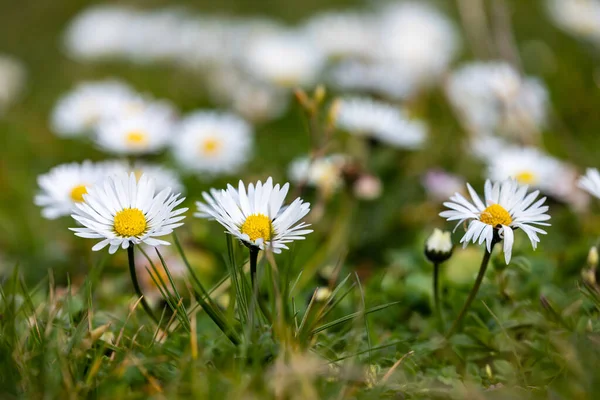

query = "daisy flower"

[
  {"left": 578, "top": 168, "right": 600, "bottom": 199},
  {"left": 172, "top": 111, "right": 253, "bottom": 177},
  {"left": 335, "top": 97, "right": 426, "bottom": 149},
  {"left": 440, "top": 179, "right": 551, "bottom": 264},
  {"left": 35, "top": 160, "right": 109, "bottom": 219},
  {"left": 195, "top": 177, "right": 312, "bottom": 253},
  {"left": 95, "top": 103, "right": 176, "bottom": 155},
  {"left": 70, "top": 172, "right": 187, "bottom": 254},
  {"left": 241, "top": 30, "right": 325, "bottom": 88},
  {"left": 0, "top": 54, "right": 26, "bottom": 116},
  {"left": 50, "top": 80, "right": 139, "bottom": 137},
  {"left": 547, "top": 0, "right": 600, "bottom": 44}
]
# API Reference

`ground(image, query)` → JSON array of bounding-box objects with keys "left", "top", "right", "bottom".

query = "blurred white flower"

[
  {"left": 486, "top": 146, "right": 577, "bottom": 201},
  {"left": 547, "top": 0, "right": 600, "bottom": 43},
  {"left": 446, "top": 62, "right": 549, "bottom": 139},
  {"left": 131, "top": 162, "right": 184, "bottom": 194},
  {"left": 95, "top": 103, "right": 176, "bottom": 155},
  {"left": 195, "top": 177, "right": 312, "bottom": 253},
  {"left": 375, "top": 2, "right": 459, "bottom": 94},
  {"left": 288, "top": 154, "right": 348, "bottom": 195},
  {"left": 422, "top": 169, "right": 465, "bottom": 202},
  {"left": 50, "top": 80, "right": 140, "bottom": 137},
  {"left": 0, "top": 54, "right": 26, "bottom": 116},
  {"left": 70, "top": 173, "right": 187, "bottom": 254},
  {"left": 172, "top": 112, "right": 253, "bottom": 176},
  {"left": 241, "top": 29, "right": 325, "bottom": 88},
  {"left": 64, "top": 5, "right": 135, "bottom": 61},
  {"left": 302, "top": 11, "right": 376, "bottom": 59},
  {"left": 335, "top": 97, "right": 427, "bottom": 149},
  {"left": 35, "top": 160, "right": 110, "bottom": 219},
  {"left": 579, "top": 168, "right": 600, "bottom": 199}
]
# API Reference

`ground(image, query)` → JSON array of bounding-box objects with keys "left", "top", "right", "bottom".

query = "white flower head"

[
  {"left": 195, "top": 177, "right": 312, "bottom": 253},
  {"left": 486, "top": 146, "right": 576, "bottom": 202},
  {"left": 578, "top": 168, "right": 600, "bottom": 199},
  {"left": 241, "top": 29, "right": 325, "bottom": 88},
  {"left": 0, "top": 54, "right": 26, "bottom": 116},
  {"left": 172, "top": 111, "right": 253, "bottom": 177},
  {"left": 547, "top": 0, "right": 600, "bottom": 43},
  {"left": 446, "top": 62, "right": 548, "bottom": 138},
  {"left": 95, "top": 104, "right": 175, "bottom": 155},
  {"left": 376, "top": 2, "right": 459, "bottom": 89},
  {"left": 70, "top": 172, "right": 187, "bottom": 254},
  {"left": 440, "top": 179, "right": 551, "bottom": 264},
  {"left": 50, "top": 80, "right": 138, "bottom": 137},
  {"left": 35, "top": 160, "right": 110, "bottom": 219},
  {"left": 335, "top": 97, "right": 426, "bottom": 149}
]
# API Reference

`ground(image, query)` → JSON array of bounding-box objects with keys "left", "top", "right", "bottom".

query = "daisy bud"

[
  {"left": 314, "top": 85, "right": 326, "bottom": 105},
  {"left": 588, "top": 246, "right": 598, "bottom": 269},
  {"left": 424, "top": 229, "right": 453, "bottom": 264}
]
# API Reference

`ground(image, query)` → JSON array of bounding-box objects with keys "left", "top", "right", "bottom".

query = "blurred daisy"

[
  {"left": 95, "top": 104, "right": 175, "bottom": 155},
  {"left": 172, "top": 112, "right": 253, "bottom": 176},
  {"left": 375, "top": 2, "right": 459, "bottom": 93},
  {"left": 195, "top": 177, "right": 312, "bottom": 253},
  {"left": 0, "top": 54, "right": 26, "bottom": 116},
  {"left": 288, "top": 154, "right": 347, "bottom": 196},
  {"left": 51, "top": 80, "right": 139, "bottom": 137},
  {"left": 440, "top": 179, "right": 551, "bottom": 264},
  {"left": 241, "top": 30, "right": 325, "bottom": 88},
  {"left": 335, "top": 97, "right": 426, "bottom": 149},
  {"left": 35, "top": 160, "right": 108, "bottom": 219},
  {"left": 547, "top": 0, "right": 600, "bottom": 43},
  {"left": 486, "top": 146, "right": 577, "bottom": 202},
  {"left": 578, "top": 168, "right": 600, "bottom": 199},
  {"left": 446, "top": 62, "right": 548, "bottom": 139},
  {"left": 302, "top": 11, "right": 376, "bottom": 59},
  {"left": 70, "top": 173, "right": 187, "bottom": 254}
]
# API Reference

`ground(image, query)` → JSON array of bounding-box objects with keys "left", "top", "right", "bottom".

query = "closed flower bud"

[
  {"left": 425, "top": 229, "right": 453, "bottom": 263},
  {"left": 588, "top": 246, "right": 598, "bottom": 269}
]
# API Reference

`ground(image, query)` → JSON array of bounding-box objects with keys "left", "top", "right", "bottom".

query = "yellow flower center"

[
  {"left": 125, "top": 130, "right": 148, "bottom": 147},
  {"left": 515, "top": 170, "right": 537, "bottom": 185},
  {"left": 200, "top": 138, "right": 221, "bottom": 156},
  {"left": 480, "top": 204, "right": 512, "bottom": 227},
  {"left": 114, "top": 208, "right": 147, "bottom": 237},
  {"left": 240, "top": 214, "right": 272, "bottom": 242},
  {"left": 70, "top": 185, "right": 88, "bottom": 202}
]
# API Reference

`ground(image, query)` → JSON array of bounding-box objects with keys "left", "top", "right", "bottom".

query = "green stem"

[
  {"left": 433, "top": 262, "right": 444, "bottom": 329},
  {"left": 250, "top": 246, "right": 259, "bottom": 289},
  {"left": 446, "top": 242, "right": 496, "bottom": 338},
  {"left": 127, "top": 244, "right": 159, "bottom": 325}
]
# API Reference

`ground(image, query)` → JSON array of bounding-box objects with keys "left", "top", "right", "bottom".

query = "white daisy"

[
  {"left": 70, "top": 172, "right": 187, "bottom": 254},
  {"left": 486, "top": 146, "right": 577, "bottom": 202},
  {"left": 95, "top": 103, "right": 176, "bottom": 155},
  {"left": 241, "top": 29, "right": 325, "bottom": 88},
  {"left": 546, "top": 0, "right": 600, "bottom": 44},
  {"left": 0, "top": 54, "right": 26, "bottom": 116},
  {"left": 35, "top": 160, "right": 110, "bottom": 219},
  {"left": 446, "top": 62, "right": 548, "bottom": 138},
  {"left": 335, "top": 97, "right": 427, "bottom": 149},
  {"left": 195, "top": 177, "right": 312, "bottom": 253},
  {"left": 302, "top": 11, "right": 376, "bottom": 59},
  {"left": 171, "top": 111, "right": 253, "bottom": 176},
  {"left": 50, "top": 80, "right": 140, "bottom": 137},
  {"left": 578, "top": 168, "right": 600, "bottom": 199},
  {"left": 440, "top": 179, "right": 551, "bottom": 264},
  {"left": 375, "top": 2, "right": 459, "bottom": 90}
]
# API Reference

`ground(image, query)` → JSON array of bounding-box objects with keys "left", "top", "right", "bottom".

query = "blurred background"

[{"left": 1, "top": 0, "right": 600, "bottom": 290}]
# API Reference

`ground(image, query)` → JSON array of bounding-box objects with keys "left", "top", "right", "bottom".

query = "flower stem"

[
  {"left": 127, "top": 244, "right": 159, "bottom": 325},
  {"left": 249, "top": 246, "right": 259, "bottom": 289},
  {"left": 433, "top": 262, "right": 443, "bottom": 329},
  {"left": 446, "top": 242, "right": 496, "bottom": 338}
]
